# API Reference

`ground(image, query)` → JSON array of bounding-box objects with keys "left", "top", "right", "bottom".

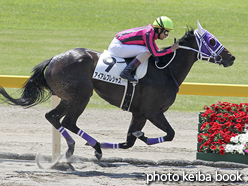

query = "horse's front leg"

[
  {"left": 100, "top": 113, "right": 147, "bottom": 149},
  {"left": 136, "top": 111, "right": 175, "bottom": 145}
]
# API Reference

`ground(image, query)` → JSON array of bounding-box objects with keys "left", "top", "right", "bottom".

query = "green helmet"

[{"left": 153, "top": 16, "right": 173, "bottom": 30}]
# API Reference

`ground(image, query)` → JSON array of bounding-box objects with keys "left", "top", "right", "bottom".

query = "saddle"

[
  {"left": 92, "top": 50, "right": 148, "bottom": 111},
  {"left": 93, "top": 50, "right": 148, "bottom": 86}
]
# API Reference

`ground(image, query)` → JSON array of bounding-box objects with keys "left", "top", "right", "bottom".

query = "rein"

[
  {"left": 168, "top": 65, "right": 179, "bottom": 93},
  {"left": 155, "top": 51, "right": 176, "bottom": 69}
]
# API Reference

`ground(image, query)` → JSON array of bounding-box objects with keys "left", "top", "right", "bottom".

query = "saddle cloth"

[{"left": 92, "top": 50, "right": 148, "bottom": 86}]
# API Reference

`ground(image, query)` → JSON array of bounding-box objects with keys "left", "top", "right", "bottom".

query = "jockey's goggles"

[{"left": 164, "top": 30, "right": 170, "bottom": 36}]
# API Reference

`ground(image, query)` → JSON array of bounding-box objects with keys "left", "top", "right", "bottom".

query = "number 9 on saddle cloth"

[{"left": 93, "top": 50, "right": 148, "bottom": 111}]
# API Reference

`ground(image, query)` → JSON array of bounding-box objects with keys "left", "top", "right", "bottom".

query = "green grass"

[{"left": 0, "top": 0, "right": 248, "bottom": 111}]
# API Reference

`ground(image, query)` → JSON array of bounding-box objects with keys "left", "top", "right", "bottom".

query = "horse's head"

[{"left": 195, "top": 21, "right": 235, "bottom": 67}]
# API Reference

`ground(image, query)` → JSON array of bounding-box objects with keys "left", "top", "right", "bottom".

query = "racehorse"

[{"left": 0, "top": 21, "right": 235, "bottom": 160}]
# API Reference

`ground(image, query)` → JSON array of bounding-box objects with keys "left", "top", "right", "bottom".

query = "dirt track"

[{"left": 0, "top": 105, "right": 248, "bottom": 185}]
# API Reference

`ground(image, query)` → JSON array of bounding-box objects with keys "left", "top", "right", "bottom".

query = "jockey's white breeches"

[{"left": 108, "top": 38, "right": 151, "bottom": 62}]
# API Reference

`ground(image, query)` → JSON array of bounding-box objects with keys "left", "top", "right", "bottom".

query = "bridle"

[
  {"left": 155, "top": 21, "right": 226, "bottom": 70},
  {"left": 179, "top": 29, "right": 225, "bottom": 65},
  {"left": 154, "top": 21, "right": 226, "bottom": 93}
]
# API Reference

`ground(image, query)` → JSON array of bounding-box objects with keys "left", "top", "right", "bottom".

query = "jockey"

[{"left": 108, "top": 16, "right": 179, "bottom": 82}]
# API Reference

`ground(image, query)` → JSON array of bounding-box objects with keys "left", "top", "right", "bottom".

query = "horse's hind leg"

[
  {"left": 46, "top": 97, "right": 102, "bottom": 160},
  {"left": 60, "top": 99, "right": 102, "bottom": 160},
  {"left": 45, "top": 100, "right": 76, "bottom": 158}
]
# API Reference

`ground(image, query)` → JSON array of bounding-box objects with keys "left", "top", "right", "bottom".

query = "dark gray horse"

[{"left": 0, "top": 22, "right": 235, "bottom": 160}]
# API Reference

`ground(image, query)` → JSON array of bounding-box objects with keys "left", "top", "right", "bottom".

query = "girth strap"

[{"left": 120, "top": 81, "right": 136, "bottom": 111}]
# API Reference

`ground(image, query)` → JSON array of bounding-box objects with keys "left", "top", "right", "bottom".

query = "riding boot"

[{"left": 120, "top": 58, "right": 141, "bottom": 82}]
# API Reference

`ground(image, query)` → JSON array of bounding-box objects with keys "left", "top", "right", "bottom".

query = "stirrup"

[
  {"left": 129, "top": 78, "right": 138, "bottom": 83},
  {"left": 120, "top": 73, "right": 137, "bottom": 82},
  {"left": 130, "top": 75, "right": 139, "bottom": 83}
]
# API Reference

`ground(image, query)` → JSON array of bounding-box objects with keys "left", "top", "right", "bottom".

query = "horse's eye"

[{"left": 209, "top": 38, "right": 216, "bottom": 47}]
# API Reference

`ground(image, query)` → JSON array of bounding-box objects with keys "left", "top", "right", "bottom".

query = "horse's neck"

[{"left": 170, "top": 49, "right": 197, "bottom": 86}]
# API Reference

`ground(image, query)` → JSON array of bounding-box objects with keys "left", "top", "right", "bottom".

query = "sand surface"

[{"left": 0, "top": 106, "right": 247, "bottom": 185}]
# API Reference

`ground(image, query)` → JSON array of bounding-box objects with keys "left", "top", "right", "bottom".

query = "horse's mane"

[
  {"left": 153, "top": 29, "right": 195, "bottom": 66},
  {"left": 178, "top": 28, "right": 195, "bottom": 46},
  {"left": 160, "top": 28, "right": 195, "bottom": 51}
]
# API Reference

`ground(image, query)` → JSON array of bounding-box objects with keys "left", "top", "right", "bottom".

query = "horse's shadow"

[
  {"left": 50, "top": 161, "right": 146, "bottom": 180},
  {"left": 14, "top": 161, "right": 146, "bottom": 182}
]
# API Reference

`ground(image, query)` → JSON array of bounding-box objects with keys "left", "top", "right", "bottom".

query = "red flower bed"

[{"left": 198, "top": 102, "right": 248, "bottom": 155}]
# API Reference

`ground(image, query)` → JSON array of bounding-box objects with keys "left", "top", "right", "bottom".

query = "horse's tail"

[{"left": 0, "top": 58, "right": 52, "bottom": 108}]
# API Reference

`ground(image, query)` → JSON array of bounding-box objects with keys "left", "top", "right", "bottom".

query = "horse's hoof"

[
  {"left": 85, "top": 142, "right": 90, "bottom": 146},
  {"left": 93, "top": 142, "right": 102, "bottom": 161},
  {"left": 66, "top": 142, "right": 75, "bottom": 159},
  {"left": 66, "top": 150, "right": 73, "bottom": 159},
  {"left": 95, "top": 151, "right": 102, "bottom": 161}
]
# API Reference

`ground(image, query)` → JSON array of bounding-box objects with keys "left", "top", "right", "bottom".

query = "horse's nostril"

[{"left": 230, "top": 55, "right": 236, "bottom": 61}]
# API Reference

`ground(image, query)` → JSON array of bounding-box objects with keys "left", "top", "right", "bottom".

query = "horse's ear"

[{"left": 197, "top": 20, "right": 204, "bottom": 36}]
